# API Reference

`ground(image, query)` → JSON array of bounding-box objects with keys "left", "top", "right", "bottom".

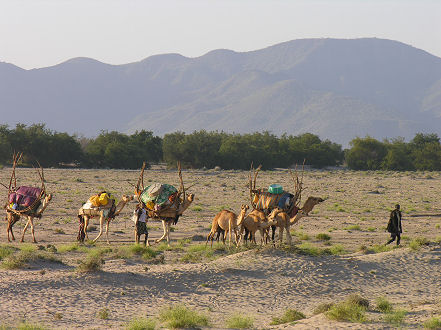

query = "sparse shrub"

[
  {"left": 409, "top": 237, "right": 429, "bottom": 250},
  {"left": 347, "top": 294, "right": 369, "bottom": 309},
  {"left": 0, "top": 245, "right": 17, "bottom": 260},
  {"left": 126, "top": 317, "right": 156, "bottom": 330},
  {"left": 368, "top": 245, "right": 394, "bottom": 254},
  {"left": 1, "top": 250, "right": 61, "bottom": 270},
  {"left": 376, "top": 296, "right": 393, "bottom": 313},
  {"left": 384, "top": 309, "right": 407, "bottom": 325},
  {"left": 54, "top": 228, "right": 65, "bottom": 234},
  {"left": 76, "top": 254, "right": 104, "bottom": 272},
  {"left": 159, "top": 304, "right": 209, "bottom": 329},
  {"left": 297, "top": 243, "right": 322, "bottom": 256},
  {"left": 327, "top": 244, "right": 345, "bottom": 255},
  {"left": 270, "top": 309, "right": 305, "bottom": 325},
  {"left": 423, "top": 317, "right": 441, "bottom": 329},
  {"left": 367, "top": 227, "right": 376, "bottom": 232},
  {"left": 313, "top": 302, "right": 334, "bottom": 315},
  {"left": 326, "top": 295, "right": 368, "bottom": 323},
  {"left": 345, "top": 225, "right": 361, "bottom": 231},
  {"left": 316, "top": 233, "right": 331, "bottom": 241},
  {"left": 16, "top": 321, "right": 47, "bottom": 330},
  {"left": 192, "top": 206, "right": 202, "bottom": 212},
  {"left": 225, "top": 313, "right": 254, "bottom": 329},
  {"left": 98, "top": 308, "right": 110, "bottom": 320}
]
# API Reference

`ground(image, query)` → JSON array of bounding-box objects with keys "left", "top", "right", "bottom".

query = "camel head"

[
  {"left": 187, "top": 193, "right": 195, "bottom": 202},
  {"left": 121, "top": 194, "right": 134, "bottom": 203},
  {"left": 240, "top": 204, "right": 249, "bottom": 214},
  {"left": 300, "top": 196, "right": 324, "bottom": 215}
]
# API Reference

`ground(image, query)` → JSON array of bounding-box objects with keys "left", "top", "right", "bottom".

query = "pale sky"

[{"left": 1, "top": 0, "right": 441, "bottom": 70}]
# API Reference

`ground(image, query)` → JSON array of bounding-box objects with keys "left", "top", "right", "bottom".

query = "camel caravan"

[{"left": 3, "top": 154, "right": 324, "bottom": 248}]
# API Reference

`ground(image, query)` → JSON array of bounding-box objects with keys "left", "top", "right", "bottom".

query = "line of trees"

[{"left": 0, "top": 124, "right": 440, "bottom": 171}]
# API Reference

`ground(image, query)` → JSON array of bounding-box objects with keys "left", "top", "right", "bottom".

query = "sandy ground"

[{"left": 0, "top": 166, "right": 440, "bottom": 329}]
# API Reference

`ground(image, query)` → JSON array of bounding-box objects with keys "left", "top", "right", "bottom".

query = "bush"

[
  {"left": 159, "top": 305, "right": 209, "bottom": 329},
  {"left": 126, "top": 317, "right": 156, "bottom": 330},
  {"left": 423, "top": 317, "right": 441, "bottom": 329},
  {"left": 313, "top": 302, "right": 334, "bottom": 315},
  {"left": 376, "top": 297, "right": 393, "bottom": 313},
  {"left": 409, "top": 237, "right": 429, "bottom": 250},
  {"left": 98, "top": 308, "right": 110, "bottom": 320},
  {"left": 225, "top": 313, "right": 254, "bottom": 329},
  {"left": 1, "top": 250, "right": 61, "bottom": 270},
  {"left": 384, "top": 309, "right": 407, "bottom": 325},
  {"left": 270, "top": 309, "right": 305, "bottom": 325},
  {"left": 76, "top": 254, "right": 104, "bottom": 273},
  {"left": 326, "top": 295, "right": 368, "bottom": 323},
  {"left": 316, "top": 233, "right": 331, "bottom": 241}
]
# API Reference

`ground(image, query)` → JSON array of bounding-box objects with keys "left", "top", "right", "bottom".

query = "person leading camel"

[{"left": 134, "top": 203, "right": 149, "bottom": 246}]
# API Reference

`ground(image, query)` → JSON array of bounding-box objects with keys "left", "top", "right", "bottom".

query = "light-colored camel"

[
  {"left": 206, "top": 204, "right": 249, "bottom": 247},
  {"left": 152, "top": 193, "right": 195, "bottom": 245},
  {"left": 267, "top": 196, "right": 324, "bottom": 245},
  {"left": 78, "top": 194, "right": 134, "bottom": 244},
  {"left": 238, "top": 208, "right": 278, "bottom": 245},
  {"left": 5, "top": 194, "right": 52, "bottom": 243}
]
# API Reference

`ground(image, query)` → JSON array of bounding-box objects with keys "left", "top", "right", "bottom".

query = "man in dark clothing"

[{"left": 386, "top": 204, "right": 402, "bottom": 245}]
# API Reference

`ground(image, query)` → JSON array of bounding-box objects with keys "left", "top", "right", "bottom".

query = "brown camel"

[
  {"left": 238, "top": 208, "right": 278, "bottom": 245},
  {"left": 206, "top": 204, "right": 249, "bottom": 247},
  {"left": 78, "top": 194, "right": 134, "bottom": 244},
  {"left": 5, "top": 193, "right": 53, "bottom": 243},
  {"left": 151, "top": 193, "right": 195, "bottom": 245},
  {"left": 267, "top": 196, "right": 324, "bottom": 245}
]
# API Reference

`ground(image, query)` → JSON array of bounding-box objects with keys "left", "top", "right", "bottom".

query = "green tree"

[{"left": 346, "top": 137, "right": 387, "bottom": 170}]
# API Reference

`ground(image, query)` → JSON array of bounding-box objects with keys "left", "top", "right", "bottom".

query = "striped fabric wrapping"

[{"left": 255, "top": 192, "right": 282, "bottom": 211}]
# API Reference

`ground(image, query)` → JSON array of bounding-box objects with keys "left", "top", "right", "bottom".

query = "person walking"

[{"left": 386, "top": 204, "right": 402, "bottom": 245}]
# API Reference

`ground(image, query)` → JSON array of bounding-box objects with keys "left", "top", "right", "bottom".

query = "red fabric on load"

[{"left": 8, "top": 186, "right": 42, "bottom": 207}]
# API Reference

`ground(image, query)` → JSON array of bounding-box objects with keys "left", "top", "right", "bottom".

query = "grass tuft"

[
  {"left": 384, "top": 309, "right": 407, "bottom": 325},
  {"left": 423, "top": 317, "right": 441, "bottom": 329},
  {"left": 1, "top": 250, "right": 61, "bottom": 270},
  {"left": 376, "top": 296, "right": 393, "bottom": 313},
  {"left": 326, "top": 295, "right": 368, "bottom": 323},
  {"left": 159, "top": 304, "right": 209, "bottom": 329},
  {"left": 225, "top": 313, "right": 254, "bottom": 329},
  {"left": 270, "top": 309, "right": 305, "bottom": 325},
  {"left": 316, "top": 233, "right": 331, "bottom": 241},
  {"left": 126, "top": 317, "right": 156, "bottom": 330},
  {"left": 313, "top": 302, "right": 334, "bottom": 315},
  {"left": 409, "top": 237, "right": 429, "bottom": 250},
  {"left": 98, "top": 308, "right": 110, "bottom": 320}
]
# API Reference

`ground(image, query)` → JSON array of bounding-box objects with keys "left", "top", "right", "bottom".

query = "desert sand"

[{"left": 0, "top": 166, "right": 440, "bottom": 329}]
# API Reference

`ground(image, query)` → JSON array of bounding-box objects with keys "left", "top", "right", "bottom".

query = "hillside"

[{"left": 1, "top": 38, "right": 441, "bottom": 145}]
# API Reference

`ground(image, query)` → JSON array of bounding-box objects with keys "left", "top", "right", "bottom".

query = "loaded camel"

[
  {"left": 248, "top": 162, "right": 324, "bottom": 244},
  {"left": 267, "top": 196, "right": 324, "bottom": 245},
  {"left": 134, "top": 162, "right": 195, "bottom": 245},
  {"left": 78, "top": 194, "right": 134, "bottom": 244},
  {"left": 4, "top": 152, "right": 53, "bottom": 243},
  {"left": 206, "top": 204, "right": 249, "bottom": 247}
]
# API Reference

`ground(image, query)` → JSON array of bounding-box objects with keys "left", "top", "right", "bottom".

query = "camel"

[
  {"left": 267, "top": 196, "right": 324, "bottom": 245},
  {"left": 5, "top": 193, "right": 52, "bottom": 243},
  {"left": 4, "top": 152, "right": 52, "bottom": 243},
  {"left": 238, "top": 208, "right": 278, "bottom": 245},
  {"left": 206, "top": 204, "right": 249, "bottom": 247},
  {"left": 78, "top": 194, "right": 134, "bottom": 244},
  {"left": 151, "top": 193, "right": 195, "bottom": 245},
  {"left": 134, "top": 162, "right": 195, "bottom": 245}
]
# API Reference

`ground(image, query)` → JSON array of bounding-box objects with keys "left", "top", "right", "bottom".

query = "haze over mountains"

[{"left": 1, "top": 38, "right": 441, "bottom": 145}]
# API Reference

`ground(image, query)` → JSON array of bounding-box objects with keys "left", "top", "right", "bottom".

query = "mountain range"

[{"left": 1, "top": 38, "right": 441, "bottom": 146}]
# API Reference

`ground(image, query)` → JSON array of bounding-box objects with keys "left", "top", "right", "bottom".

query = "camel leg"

[
  {"left": 156, "top": 221, "right": 168, "bottom": 243},
  {"left": 166, "top": 222, "right": 171, "bottom": 244},
  {"left": 286, "top": 225, "right": 293, "bottom": 245},
  {"left": 279, "top": 227, "right": 284, "bottom": 245},
  {"left": 92, "top": 215, "right": 105, "bottom": 243},
  {"left": 105, "top": 219, "right": 110, "bottom": 244},
  {"left": 237, "top": 226, "right": 244, "bottom": 246},
  {"left": 21, "top": 218, "right": 31, "bottom": 242},
  {"left": 206, "top": 230, "right": 214, "bottom": 246},
  {"left": 28, "top": 217, "right": 37, "bottom": 243},
  {"left": 83, "top": 216, "right": 90, "bottom": 241}
]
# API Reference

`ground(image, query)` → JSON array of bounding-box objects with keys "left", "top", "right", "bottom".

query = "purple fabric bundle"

[{"left": 8, "top": 186, "right": 42, "bottom": 207}]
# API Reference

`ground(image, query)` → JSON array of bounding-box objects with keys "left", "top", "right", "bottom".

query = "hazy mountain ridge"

[{"left": 1, "top": 38, "right": 441, "bottom": 145}]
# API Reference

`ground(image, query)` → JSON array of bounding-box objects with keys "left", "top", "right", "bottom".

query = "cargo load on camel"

[
  {"left": 249, "top": 164, "right": 304, "bottom": 217},
  {"left": 140, "top": 183, "right": 178, "bottom": 212}
]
